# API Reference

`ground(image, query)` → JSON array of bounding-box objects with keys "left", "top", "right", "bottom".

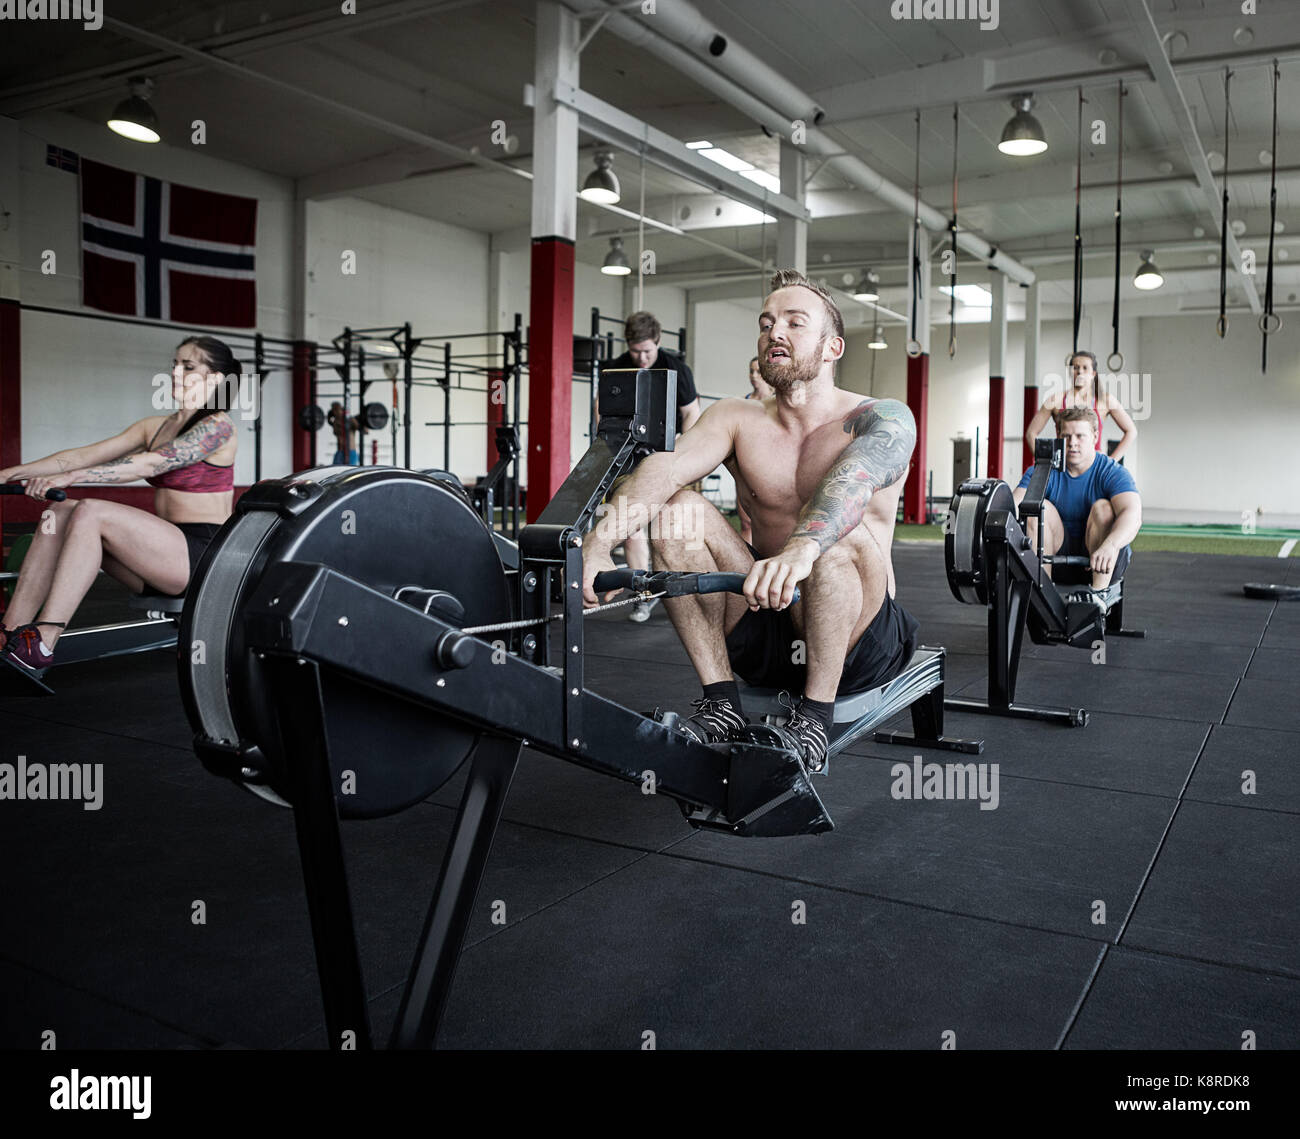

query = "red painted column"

[
  {"left": 526, "top": 236, "right": 574, "bottom": 521},
  {"left": 987, "top": 374, "right": 1005, "bottom": 480},
  {"left": 903, "top": 352, "right": 929, "bottom": 523},
  {"left": 292, "top": 340, "right": 315, "bottom": 472},
  {"left": 0, "top": 299, "right": 20, "bottom": 541},
  {"left": 1022, "top": 384, "right": 1038, "bottom": 472}
]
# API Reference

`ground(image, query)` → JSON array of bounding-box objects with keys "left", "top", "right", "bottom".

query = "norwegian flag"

[{"left": 79, "top": 158, "right": 257, "bottom": 327}]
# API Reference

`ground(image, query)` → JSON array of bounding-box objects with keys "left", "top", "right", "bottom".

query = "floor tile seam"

[
  {"left": 0, "top": 711, "right": 197, "bottom": 754},
  {"left": 641, "top": 849, "right": 1163, "bottom": 947},
  {"left": 1055, "top": 944, "right": 1110, "bottom": 1050},
  {"left": 411, "top": 797, "right": 704, "bottom": 859},
  {"left": 0, "top": 951, "right": 228, "bottom": 1049},
  {"left": 1113, "top": 725, "right": 1213, "bottom": 950},
  {"left": 1219, "top": 617, "right": 1273, "bottom": 726}
]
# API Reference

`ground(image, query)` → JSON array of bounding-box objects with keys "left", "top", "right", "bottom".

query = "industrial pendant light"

[
  {"left": 107, "top": 77, "right": 161, "bottom": 143},
  {"left": 580, "top": 150, "right": 621, "bottom": 204},
  {"left": 868, "top": 325, "right": 888, "bottom": 350},
  {"left": 601, "top": 236, "right": 631, "bottom": 275},
  {"left": 1133, "top": 249, "right": 1164, "bottom": 290},
  {"left": 998, "top": 94, "right": 1047, "bottom": 156},
  {"left": 852, "top": 269, "right": 880, "bottom": 303}
]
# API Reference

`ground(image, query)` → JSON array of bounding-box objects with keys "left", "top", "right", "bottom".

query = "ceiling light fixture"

[
  {"left": 852, "top": 269, "right": 880, "bottom": 303},
  {"left": 601, "top": 236, "right": 631, "bottom": 275},
  {"left": 1134, "top": 250, "right": 1164, "bottom": 290},
  {"left": 580, "top": 150, "right": 620, "bottom": 205},
  {"left": 107, "top": 76, "right": 161, "bottom": 143},
  {"left": 998, "top": 93, "right": 1048, "bottom": 156}
]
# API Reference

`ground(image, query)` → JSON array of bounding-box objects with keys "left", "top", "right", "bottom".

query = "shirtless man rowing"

[{"left": 581, "top": 269, "right": 920, "bottom": 772}]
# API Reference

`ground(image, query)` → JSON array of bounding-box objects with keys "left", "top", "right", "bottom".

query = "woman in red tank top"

[
  {"left": 0, "top": 336, "right": 240, "bottom": 678},
  {"left": 1024, "top": 350, "right": 1139, "bottom": 461}
]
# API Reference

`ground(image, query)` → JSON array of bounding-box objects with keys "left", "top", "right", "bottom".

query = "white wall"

[
  {"left": 1136, "top": 314, "right": 1300, "bottom": 524},
  {"left": 12, "top": 111, "right": 296, "bottom": 485},
  {"left": 304, "top": 196, "right": 494, "bottom": 479},
  {"left": 690, "top": 298, "right": 759, "bottom": 401}
]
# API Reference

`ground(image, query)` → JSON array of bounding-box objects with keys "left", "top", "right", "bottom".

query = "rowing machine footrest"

[{"left": 128, "top": 593, "right": 186, "bottom": 620}]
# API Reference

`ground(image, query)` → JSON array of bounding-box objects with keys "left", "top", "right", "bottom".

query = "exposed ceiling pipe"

[{"left": 564, "top": 0, "right": 1035, "bottom": 286}]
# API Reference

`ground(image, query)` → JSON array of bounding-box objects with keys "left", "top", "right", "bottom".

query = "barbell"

[{"left": 297, "top": 403, "right": 390, "bottom": 432}]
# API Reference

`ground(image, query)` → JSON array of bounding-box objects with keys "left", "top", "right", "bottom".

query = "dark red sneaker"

[{"left": 2, "top": 623, "right": 55, "bottom": 678}]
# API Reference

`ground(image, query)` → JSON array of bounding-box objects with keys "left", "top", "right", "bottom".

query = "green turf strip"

[{"left": 893, "top": 522, "right": 1298, "bottom": 557}]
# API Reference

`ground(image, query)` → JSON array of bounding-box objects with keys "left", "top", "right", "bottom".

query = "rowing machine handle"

[
  {"left": 1, "top": 484, "right": 66, "bottom": 501},
  {"left": 592, "top": 568, "right": 801, "bottom": 604}
]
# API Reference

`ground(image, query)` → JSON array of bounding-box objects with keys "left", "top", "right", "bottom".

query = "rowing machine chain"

[{"left": 457, "top": 591, "right": 667, "bottom": 636}]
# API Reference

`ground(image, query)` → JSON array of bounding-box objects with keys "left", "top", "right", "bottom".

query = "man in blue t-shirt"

[{"left": 1014, "top": 407, "right": 1142, "bottom": 613}]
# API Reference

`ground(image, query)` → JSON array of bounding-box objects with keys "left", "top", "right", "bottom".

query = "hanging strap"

[
  {"left": 908, "top": 108, "right": 924, "bottom": 358},
  {"left": 1072, "top": 87, "right": 1085, "bottom": 358},
  {"left": 948, "top": 103, "right": 959, "bottom": 359},
  {"left": 1108, "top": 81, "right": 1125, "bottom": 372},
  {"left": 1261, "top": 59, "right": 1282, "bottom": 370},
  {"left": 1218, "top": 67, "right": 1232, "bottom": 339}
]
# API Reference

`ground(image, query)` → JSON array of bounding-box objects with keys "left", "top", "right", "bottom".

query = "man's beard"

[{"left": 759, "top": 338, "right": 824, "bottom": 394}]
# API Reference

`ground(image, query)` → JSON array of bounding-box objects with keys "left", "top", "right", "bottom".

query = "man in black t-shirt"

[
  {"left": 599, "top": 312, "right": 701, "bottom": 435},
  {"left": 598, "top": 311, "right": 701, "bottom": 621}
]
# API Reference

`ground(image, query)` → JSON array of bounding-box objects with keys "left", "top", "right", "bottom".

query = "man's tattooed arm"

[
  {"left": 74, "top": 416, "right": 234, "bottom": 484},
  {"left": 789, "top": 398, "right": 916, "bottom": 553}
]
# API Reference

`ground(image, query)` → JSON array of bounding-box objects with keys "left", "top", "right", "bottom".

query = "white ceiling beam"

[
  {"left": 1124, "top": 0, "right": 1261, "bottom": 315},
  {"left": 0, "top": 0, "right": 490, "bottom": 117},
  {"left": 541, "top": 81, "right": 810, "bottom": 223},
  {"left": 100, "top": 17, "right": 533, "bottom": 186},
  {"left": 815, "top": 9, "right": 1300, "bottom": 124}
]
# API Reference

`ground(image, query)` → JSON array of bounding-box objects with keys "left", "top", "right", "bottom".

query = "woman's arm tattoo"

[
  {"left": 152, "top": 416, "right": 235, "bottom": 473},
  {"left": 75, "top": 456, "right": 140, "bottom": 484},
  {"left": 790, "top": 398, "right": 916, "bottom": 553},
  {"left": 75, "top": 417, "right": 233, "bottom": 483}
]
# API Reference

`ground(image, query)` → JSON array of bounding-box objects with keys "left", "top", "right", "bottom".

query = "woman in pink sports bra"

[
  {"left": 0, "top": 336, "right": 239, "bottom": 678},
  {"left": 1024, "top": 350, "right": 1139, "bottom": 461}
]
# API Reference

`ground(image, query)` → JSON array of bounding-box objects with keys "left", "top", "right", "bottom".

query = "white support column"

[
  {"left": 906, "top": 222, "right": 930, "bottom": 356},
  {"left": 487, "top": 244, "right": 510, "bottom": 340},
  {"left": 1022, "top": 280, "right": 1042, "bottom": 473},
  {"left": 527, "top": 0, "right": 581, "bottom": 513},
  {"left": 988, "top": 272, "right": 1008, "bottom": 479},
  {"left": 989, "top": 272, "right": 1007, "bottom": 378},
  {"left": 776, "top": 143, "right": 806, "bottom": 273},
  {"left": 531, "top": 1, "right": 579, "bottom": 242},
  {"left": 290, "top": 195, "right": 311, "bottom": 341},
  {"left": 1024, "top": 281, "right": 1041, "bottom": 392}
]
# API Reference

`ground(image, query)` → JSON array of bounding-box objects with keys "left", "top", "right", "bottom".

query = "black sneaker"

[
  {"left": 782, "top": 697, "right": 831, "bottom": 774},
  {"left": 673, "top": 697, "right": 747, "bottom": 745}
]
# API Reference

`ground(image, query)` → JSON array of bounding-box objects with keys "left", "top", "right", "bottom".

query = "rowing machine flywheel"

[
  {"left": 945, "top": 479, "right": 1016, "bottom": 605},
  {"left": 179, "top": 467, "right": 512, "bottom": 817}
]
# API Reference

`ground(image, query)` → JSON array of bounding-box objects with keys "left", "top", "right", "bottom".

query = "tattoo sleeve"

[
  {"left": 75, "top": 416, "right": 234, "bottom": 484},
  {"left": 790, "top": 398, "right": 916, "bottom": 553},
  {"left": 151, "top": 415, "right": 234, "bottom": 473}
]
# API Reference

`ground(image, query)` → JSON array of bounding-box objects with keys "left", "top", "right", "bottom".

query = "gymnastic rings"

[
  {"left": 906, "top": 339, "right": 923, "bottom": 358},
  {"left": 1216, "top": 314, "right": 1230, "bottom": 338},
  {"left": 1259, "top": 311, "right": 1283, "bottom": 335},
  {"left": 1106, "top": 351, "right": 1124, "bottom": 372}
]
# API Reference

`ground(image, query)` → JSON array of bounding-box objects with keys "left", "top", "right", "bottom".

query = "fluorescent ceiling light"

[
  {"left": 939, "top": 284, "right": 993, "bottom": 307},
  {"left": 685, "top": 140, "right": 712, "bottom": 149},
  {"left": 739, "top": 168, "right": 781, "bottom": 193},
  {"left": 698, "top": 146, "right": 753, "bottom": 173}
]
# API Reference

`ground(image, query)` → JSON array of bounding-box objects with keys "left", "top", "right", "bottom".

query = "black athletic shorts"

[
  {"left": 173, "top": 522, "right": 223, "bottom": 592},
  {"left": 725, "top": 589, "right": 921, "bottom": 696},
  {"left": 1053, "top": 532, "right": 1131, "bottom": 586}
]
